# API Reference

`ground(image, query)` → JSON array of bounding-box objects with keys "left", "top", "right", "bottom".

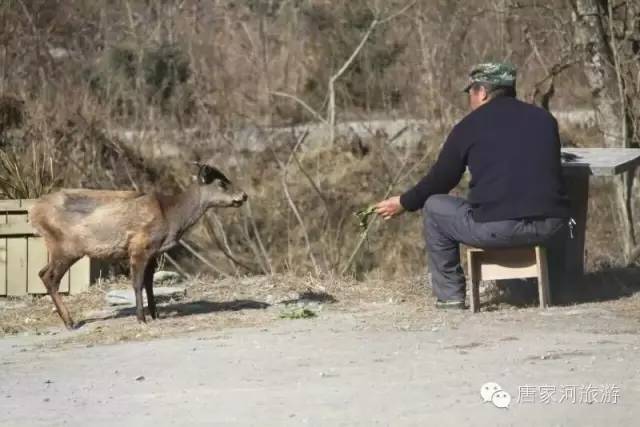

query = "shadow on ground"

[
  {"left": 278, "top": 291, "right": 338, "bottom": 305},
  {"left": 76, "top": 299, "right": 271, "bottom": 328},
  {"left": 159, "top": 299, "right": 271, "bottom": 316},
  {"left": 484, "top": 266, "right": 640, "bottom": 309},
  {"left": 554, "top": 266, "right": 640, "bottom": 304}
]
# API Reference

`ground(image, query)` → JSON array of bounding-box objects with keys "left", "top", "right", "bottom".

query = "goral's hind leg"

[
  {"left": 38, "top": 264, "right": 50, "bottom": 279},
  {"left": 41, "top": 256, "right": 80, "bottom": 330}
]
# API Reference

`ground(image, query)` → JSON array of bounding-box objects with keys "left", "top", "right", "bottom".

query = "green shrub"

[
  {"left": 300, "top": 1, "right": 406, "bottom": 111},
  {"left": 87, "top": 42, "right": 191, "bottom": 119},
  {"left": 0, "top": 95, "right": 24, "bottom": 137}
]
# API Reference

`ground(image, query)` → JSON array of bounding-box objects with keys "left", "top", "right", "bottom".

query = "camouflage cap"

[{"left": 463, "top": 62, "right": 516, "bottom": 92}]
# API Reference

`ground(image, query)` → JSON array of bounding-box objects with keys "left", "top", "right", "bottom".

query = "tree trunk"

[{"left": 571, "top": 0, "right": 636, "bottom": 263}]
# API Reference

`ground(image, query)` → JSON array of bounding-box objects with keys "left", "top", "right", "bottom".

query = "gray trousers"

[{"left": 422, "top": 195, "right": 567, "bottom": 302}]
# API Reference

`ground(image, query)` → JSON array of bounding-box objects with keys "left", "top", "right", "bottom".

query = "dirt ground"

[{"left": 0, "top": 273, "right": 639, "bottom": 426}]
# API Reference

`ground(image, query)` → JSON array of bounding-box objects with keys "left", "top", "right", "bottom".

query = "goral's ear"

[{"left": 190, "top": 161, "right": 203, "bottom": 182}]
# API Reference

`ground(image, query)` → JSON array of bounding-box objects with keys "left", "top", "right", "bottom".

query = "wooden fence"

[{"left": 0, "top": 199, "right": 90, "bottom": 296}]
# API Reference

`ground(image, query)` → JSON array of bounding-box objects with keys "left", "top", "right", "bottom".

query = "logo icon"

[{"left": 480, "top": 382, "right": 511, "bottom": 409}]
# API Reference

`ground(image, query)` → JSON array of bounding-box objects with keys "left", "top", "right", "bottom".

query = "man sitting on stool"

[{"left": 375, "top": 62, "right": 571, "bottom": 309}]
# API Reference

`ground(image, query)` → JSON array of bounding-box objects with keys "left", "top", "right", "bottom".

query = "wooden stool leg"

[
  {"left": 535, "top": 246, "right": 551, "bottom": 308},
  {"left": 468, "top": 253, "right": 480, "bottom": 313},
  {"left": 470, "top": 279, "right": 480, "bottom": 312}
]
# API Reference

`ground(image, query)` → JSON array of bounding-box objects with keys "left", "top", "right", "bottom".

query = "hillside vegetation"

[{"left": 0, "top": 0, "right": 637, "bottom": 278}]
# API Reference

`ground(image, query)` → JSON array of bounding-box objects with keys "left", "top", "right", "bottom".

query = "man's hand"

[{"left": 375, "top": 196, "right": 405, "bottom": 220}]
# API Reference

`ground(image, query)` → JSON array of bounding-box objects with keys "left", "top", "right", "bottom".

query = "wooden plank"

[
  {"left": 0, "top": 222, "right": 35, "bottom": 236},
  {"left": 6, "top": 238, "right": 28, "bottom": 296},
  {"left": 6, "top": 212, "right": 28, "bottom": 225},
  {"left": 562, "top": 148, "right": 640, "bottom": 176},
  {"left": 0, "top": 207, "right": 30, "bottom": 214},
  {"left": 27, "top": 237, "right": 49, "bottom": 294},
  {"left": 0, "top": 200, "right": 62, "bottom": 297},
  {"left": 479, "top": 261, "right": 537, "bottom": 281},
  {"left": 535, "top": 246, "right": 551, "bottom": 308},
  {"left": 19, "top": 199, "right": 36, "bottom": 210},
  {"left": 6, "top": 214, "right": 29, "bottom": 296},
  {"left": 475, "top": 247, "right": 538, "bottom": 281},
  {"left": 69, "top": 257, "right": 90, "bottom": 294},
  {"left": 0, "top": 238, "right": 6, "bottom": 296},
  {"left": 468, "top": 252, "right": 480, "bottom": 313},
  {"left": 0, "top": 199, "right": 36, "bottom": 210},
  {"left": 0, "top": 200, "right": 23, "bottom": 211}
]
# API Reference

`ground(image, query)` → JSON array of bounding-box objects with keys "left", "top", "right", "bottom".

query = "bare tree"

[{"left": 569, "top": 0, "right": 639, "bottom": 263}]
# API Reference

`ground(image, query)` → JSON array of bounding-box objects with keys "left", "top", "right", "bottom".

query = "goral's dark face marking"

[
  {"left": 198, "top": 165, "right": 231, "bottom": 186},
  {"left": 196, "top": 164, "right": 248, "bottom": 208}
]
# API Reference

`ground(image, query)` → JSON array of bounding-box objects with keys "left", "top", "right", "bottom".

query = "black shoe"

[{"left": 435, "top": 299, "right": 466, "bottom": 310}]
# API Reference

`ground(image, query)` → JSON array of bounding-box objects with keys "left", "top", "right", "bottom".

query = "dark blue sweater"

[{"left": 400, "top": 96, "right": 571, "bottom": 222}]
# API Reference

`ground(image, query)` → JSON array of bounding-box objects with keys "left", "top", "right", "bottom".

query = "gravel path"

[{"left": 1, "top": 298, "right": 638, "bottom": 426}]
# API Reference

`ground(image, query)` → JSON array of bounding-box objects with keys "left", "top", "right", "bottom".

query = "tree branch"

[
  {"left": 270, "top": 91, "right": 327, "bottom": 124},
  {"left": 327, "top": 18, "right": 378, "bottom": 144}
]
